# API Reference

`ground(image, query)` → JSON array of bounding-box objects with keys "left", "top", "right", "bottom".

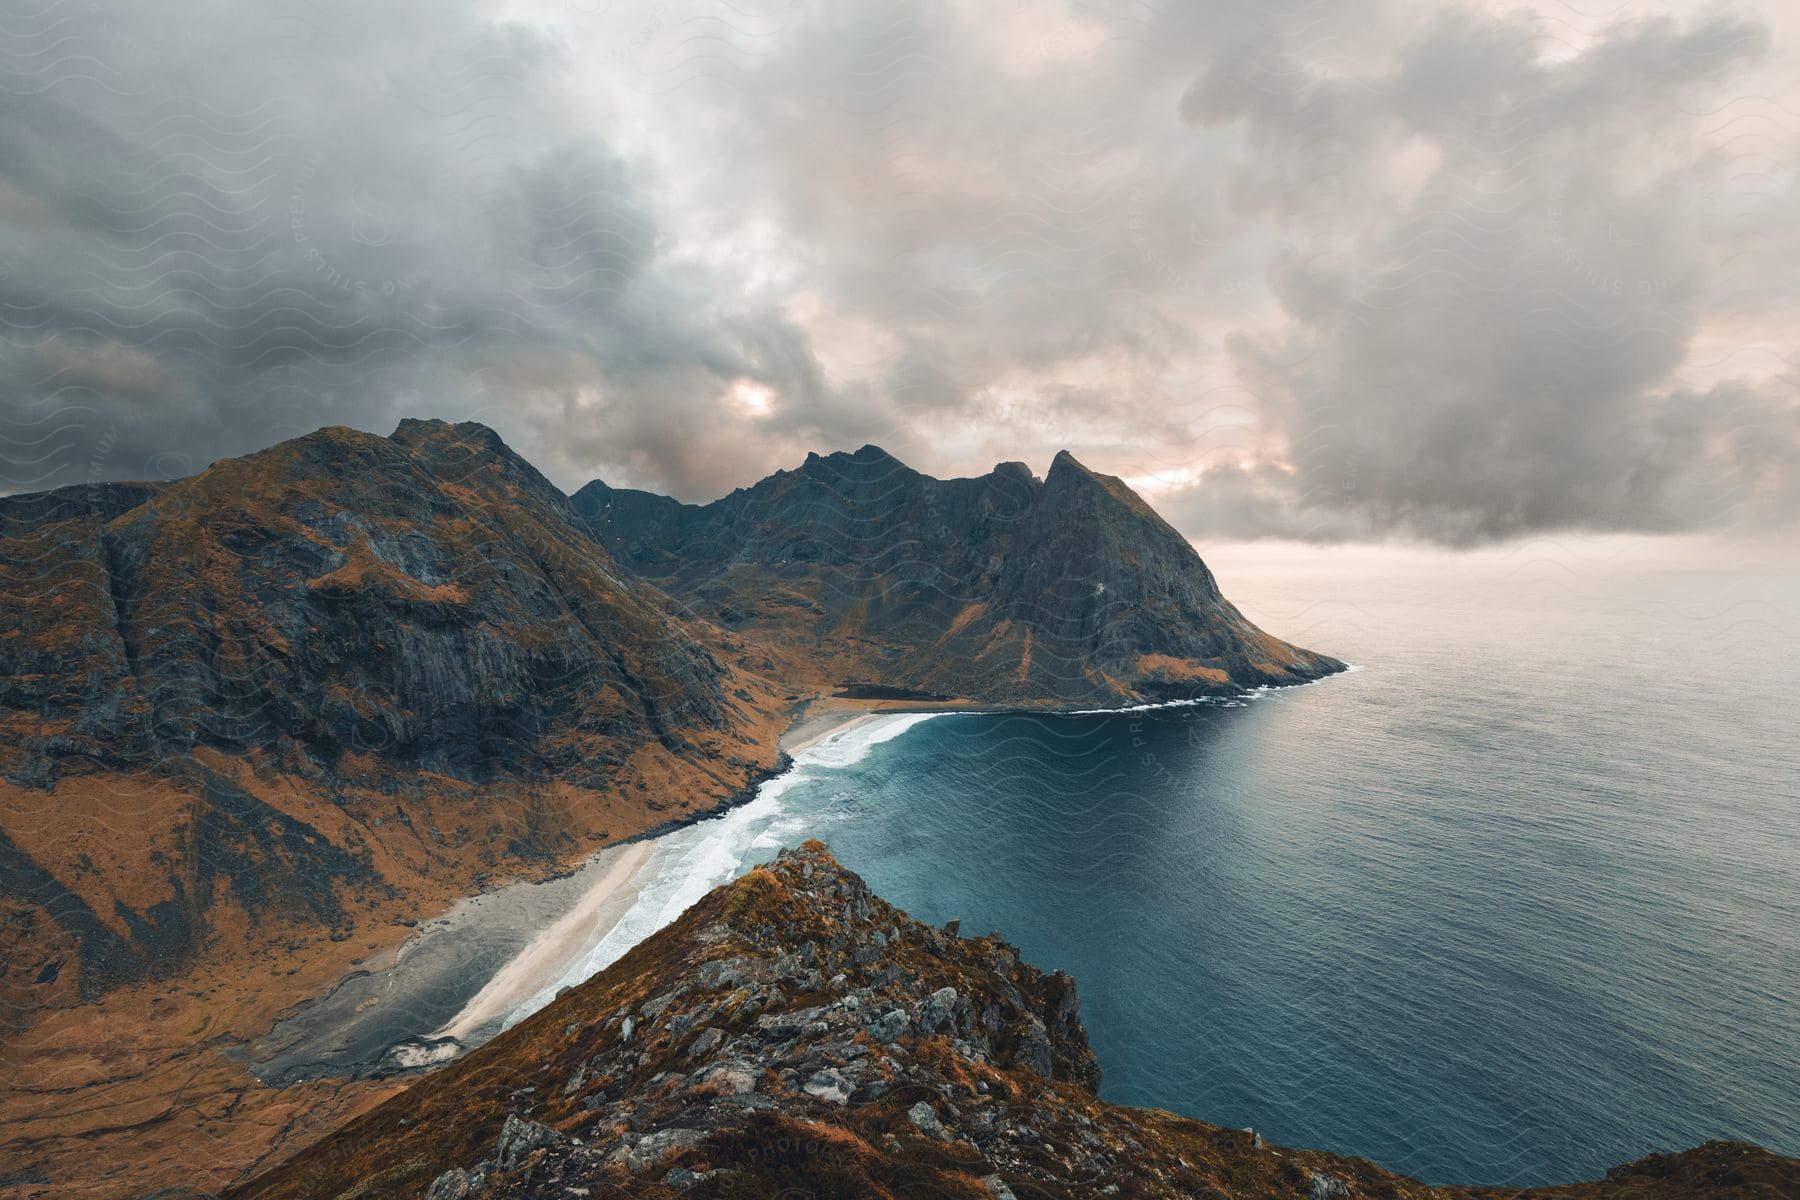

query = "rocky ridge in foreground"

[{"left": 234, "top": 843, "right": 1797, "bottom": 1200}]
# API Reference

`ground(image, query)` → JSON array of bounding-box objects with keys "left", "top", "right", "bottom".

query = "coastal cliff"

[
  {"left": 234, "top": 843, "right": 1797, "bottom": 1200},
  {"left": 573, "top": 445, "right": 1343, "bottom": 705}
]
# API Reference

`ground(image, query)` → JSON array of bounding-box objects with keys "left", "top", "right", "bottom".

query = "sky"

[{"left": 1, "top": 0, "right": 1796, "bottom": 547}]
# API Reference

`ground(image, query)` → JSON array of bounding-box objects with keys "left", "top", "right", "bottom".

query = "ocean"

[{"left": 511, "top": 539, "right": 1799, "bottom": 1187}]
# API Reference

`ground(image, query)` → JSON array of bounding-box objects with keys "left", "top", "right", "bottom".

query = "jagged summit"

[
  {"left": 992, "top": 459, "right": 1036, "bottom": 483},
  {"left": 392, "top": 416, "right": 498, "bottom": 442},
  {"left": 848, "top": 443, "right": 903, "bottom": 464},
  {"left": 234, "top": 842, "right": 1798, "bottom": 1200},
  {"left": 391, "top": 418, "right": 549, "bottom": 480},
  {"left": 800, "top": 442, "right": 907, "bottom": 469},
  {"left": 573, "top": 445, "right": 1343, "bottom": 704}
]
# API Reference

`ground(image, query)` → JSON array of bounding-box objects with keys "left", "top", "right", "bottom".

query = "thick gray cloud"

[
  {"left": 1178, "top": 8, "right": 1798, "bottom": 544},
  {"left": 0, "top": 0, "right": 823, "bottom": 493},
  {"left": 1, "top": 0, "right": 1795, "bottom": 545}
]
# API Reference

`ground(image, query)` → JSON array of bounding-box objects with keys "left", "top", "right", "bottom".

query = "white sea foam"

[
  {"left": 1065, "top": 670, "right": 1352, "bottom": 716},
  {"left": 1065, "top": 695, "right": 1231, "bottom": 716},
  {"left": 489, "top": 711, "right": 954, "bottom": 1031}
]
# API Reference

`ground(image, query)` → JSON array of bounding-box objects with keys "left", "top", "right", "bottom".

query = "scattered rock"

[
  {"left": 608, "top": 1128, "right": 706, "bottom": 1174},
  {"left": 691, "top": 1061, "right": 758, "bottom": 1094},
  {"left": 1308, "top": 1171, "right": 1351, "bottom": 1200},
  {"left": 916, "top": 985, "right": 961, "bottom": 1034},
  {"left": 909, "top": 1100, "right": 948, "bottom": 1140},
  {"left": 867, "top": 1007, "right": 909, "bottom": 1043},
  {"left": 1018, "top": 1016, "right": 1054, "bottom": 1078},
  {"left": 494, "top": 1114, "right": 562, "bottom": 1171},
  {"left": 755, "top": 1006, "right": 823, "bottom": 1041},
  {"left": 803, "top": 1068, "right": 854, "bottom": 1104},
  {"left": 424, "top": 1167, "right": 476, "bottom": 1200}
]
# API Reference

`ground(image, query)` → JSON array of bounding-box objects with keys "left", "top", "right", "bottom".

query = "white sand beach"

[
  {"left": 433, "top": 839, "right": 656, "bottom": 1042},
  {"left": 781, "top": 708, "right": 883, "bottom": 757}
]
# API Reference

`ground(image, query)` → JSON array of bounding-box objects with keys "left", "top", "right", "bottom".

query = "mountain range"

[
  {"left": 4, "top": 420, "right": 1779, "bottom": 1199},
  {"left": 0, "top": 422, "right": 1333, "bottom": 1017}
]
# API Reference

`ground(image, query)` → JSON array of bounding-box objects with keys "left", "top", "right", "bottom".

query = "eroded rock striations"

[
  {"left": 233, "top": 844, "right": 1796, "bottom": 1200},
  {"left": 574, "top": 445, "right": 1344, "bottom": 705}
]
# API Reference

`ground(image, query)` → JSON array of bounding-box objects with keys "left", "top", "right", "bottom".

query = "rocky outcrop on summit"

[
  {"left": 574, "top": 445, "right": 1342, "bottom": 705},
  {"left": 0, "top": 420, "right": 783, "bottom": 1005},
  {"left": 234, "top": 843, "right": 1797, "bottom": 1200}
]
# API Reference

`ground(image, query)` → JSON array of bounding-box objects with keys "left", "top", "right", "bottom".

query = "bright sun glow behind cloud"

[{"left": 729, "top": 379, "right": 775, "bottom": 418}]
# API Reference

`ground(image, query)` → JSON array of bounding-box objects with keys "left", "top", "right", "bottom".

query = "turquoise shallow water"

[{"left": 722, "top": 547, "right": 1799, "bottom": 1186}]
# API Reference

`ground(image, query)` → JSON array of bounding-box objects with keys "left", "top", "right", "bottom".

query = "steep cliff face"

[
  {"left": 233, "top": 843, "right": 1797, "bottom": 1200},
  {"left": 573, "top": 446, "right": 1342, "bottom": 705},
  {"left": 0, "top": 420, "right": 785, "bottom": 1007}
]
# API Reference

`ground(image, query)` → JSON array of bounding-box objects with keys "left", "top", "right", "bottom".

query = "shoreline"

[
  {"left": 256, "top": 675, "right": 1346, "bottom": 1081},
  {"left": 411, "top": 699, "right": 980, "bottom": 1050},
  {"left": 778, "top": 694, "right": 986, "bottom": 757}
]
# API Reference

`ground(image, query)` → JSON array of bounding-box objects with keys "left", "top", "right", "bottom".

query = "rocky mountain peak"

[
  {"left": 795, "top": 442, "right": 916, "bottom": 484},
  {"left": 387, "top": 418, "right": 580, "bottom": 519},
  {"left": 388, "top": 418, "right": 524, "bottom": 474},
  {"left": 390, "top": 416, "right": 499, "bottom": 444}
]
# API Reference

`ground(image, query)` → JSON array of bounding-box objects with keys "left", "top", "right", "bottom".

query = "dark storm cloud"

[
  {"left": 0, "top": 0, "right": 818, "bottom": 493},
  {"left": 1, "top": 0, "right": 1795, "bottom": 545}
]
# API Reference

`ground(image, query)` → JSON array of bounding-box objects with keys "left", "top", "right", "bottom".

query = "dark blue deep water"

[{"left": 739, "top": 549, "right": 1800, "bottom": 1186}]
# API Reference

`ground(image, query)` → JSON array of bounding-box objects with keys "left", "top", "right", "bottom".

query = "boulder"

[
  {"left": 495, "top": 1114, "right": 562, "bottom": 1171},
  {"left": 803, "top": 1068, "right": 854, "bottom": 1105},
  {"left": 1308, "top": 1172, "right": 1351, "bottom": 1199},
  {"left": 909, "top": 1101, "right": 948, "bottom": 1141}
]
